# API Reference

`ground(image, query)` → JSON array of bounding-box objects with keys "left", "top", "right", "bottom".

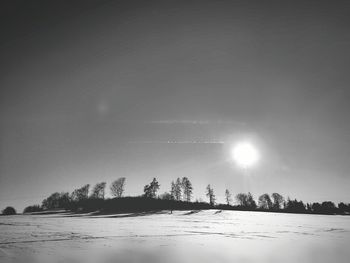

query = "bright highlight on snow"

[{"left": 232, "top": 141, "right": 260, "bottom": 169}]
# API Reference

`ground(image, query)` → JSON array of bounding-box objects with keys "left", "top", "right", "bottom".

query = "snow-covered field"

[{"left": 1, "top": 210, "right": 349, "bottom": 263}]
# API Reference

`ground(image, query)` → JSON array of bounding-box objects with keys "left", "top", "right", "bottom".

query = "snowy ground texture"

[{"left": 1, "top": 210, "right": 349, "bottom": 263}]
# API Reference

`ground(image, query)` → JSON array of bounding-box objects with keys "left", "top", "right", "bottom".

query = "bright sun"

[{"left": 231, "top": 141, "right": 259, "bottom": 169}]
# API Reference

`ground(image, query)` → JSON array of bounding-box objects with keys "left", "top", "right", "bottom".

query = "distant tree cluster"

[
  {"left": 15, "top": 176, "right": 350, "bottom": 216},
  {"left": 71, "top": 184, "right": 90, "bottom": 202},
  {"left": 42, "top": 192, "right": 70, "bottom": 210},
  {"left": 228, "top": 192, "right": 349, "bottom": 215},
  {"left": 1, "top": 206, "right": 16, "bottom": 215},
  {"left": 217, "top": 190, "right": 349, "bottom": 215},
  {"left": 23, "top": 205, "right": 43, "bottom": 213},
  {"left": 236, "top": 192, "right": 257, "bottom": 209},
  {"left": 167, "top": 177, "right": 193, "bottom": 202},
  {"left": 24, "top": 181, "right": 112, "bottom": 212}
]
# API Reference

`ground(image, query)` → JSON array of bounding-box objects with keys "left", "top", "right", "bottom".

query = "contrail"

[
  {"left": 128, "top": 140, "right": 226, "bottom": 144},
  {"left": 147, "top": 120, "right": 245, "bottom": 125}
]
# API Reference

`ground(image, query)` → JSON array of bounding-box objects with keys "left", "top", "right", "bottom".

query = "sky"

[{"left": 1, "top": 0, "right": 350, "bottom": 212}]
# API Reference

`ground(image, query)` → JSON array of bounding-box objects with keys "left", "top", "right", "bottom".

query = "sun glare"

[{"left": 231, "top": 141, "right": 259, "bottom": 169}]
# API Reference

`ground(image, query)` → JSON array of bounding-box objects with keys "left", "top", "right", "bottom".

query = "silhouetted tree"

[
  {"left": 143, "top": 178, "right": 160, "bottom": 198},
  {"left": 236, "top": 193, "right": 248, "bottom": 207},
  {"left": 311, "top": 202, "right": 322, "bottom": 213},
  {"left": 2, "top": 206, "right": 16, "bottom": 215},
  {"left": 71, "top": 184, "right": 90, "bottom": 202},
  {"left": 310, "top": 202, "right": 337, "bottom": 214},
  {"left": 59, "top": 192, "right": 70, "bottom": 208},
  {"left": 285, "top": 198, "right": 305, "bottom": 213},
  {"left": 246, "top": 192, "right": 257, "bottom": 209},
  {"left": 42, "top": 192, "right": 59, "bottom": 209},
  {"left": 30, "top": 177, "right": 350, "bottom": 215},
  {"left": 236, "top": 192, "right": 256, "bottom": 209},
  {"left": 271, "top": 193, "right": 284, "bottom": 210},
  {"left": 225, "top": 189, "right": 232, "bottom": 205},
  {"left": 110, "top": 177, "right": 126, "bottom": 198},
  {"left": 90, "top": 182, "right": 106, "bottom": 199},
  {"left": 181, "top": 177, "right": 193, "bottom": 202},
  {"left": 321, "top": 201, "right": 336, "bottom": 214},
  {"left": 338, "top": 202, "right": 350, "bottom": 214},
  {"left": 258, "top": 193, "right": 272, "bottom": 210},
  {"left": 170, "top": 181, "right": 176, "bottom": 200},
  {"left": 306, "top": 203, "right": 312, "bottom": 212},
  {"left": 42, "top": 192, "right": 70, "bottom": 210},
  {"left": 23, "top": 205, "right": 43, "bottom": 213},
  {"left": 171, "top": 178, "right": 182, "bottom": 201},
  {"left": 206, "top": 184, "right": 215, "bottom": 206}
]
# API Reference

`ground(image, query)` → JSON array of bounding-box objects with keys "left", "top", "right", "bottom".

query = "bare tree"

[
  {"left": 181, "top": 177, "right": 193, "bottom": 202},
  {"left": 170, "top": 181, "right": 176, "bottom": 200},
  {"left": 258, "top": 193, "right": 272, "bottom": 210},
  {"left": 42, "top": 192, "right": 61, "bottom": 209},
  {"left": 71, "top": 184, "right": 90, "bottom": 202},
  {"left": 236, "top": 193, "right": 248, "bottom": 207},
  {"left": 90, "top": 182, "right": 106, "bottom": 199},
  {"left": 206, "top": 184, "right": 215, "bottom": 206},
  {"left": 236, "top": 192, "right": 256, "bottom": 208},
  {"left": 171, "top": 178, "right": 182, "bottom": 201},
  {"left": 110, "top": 177, "right": 126, "bottom": 198},
  {"left": 143, "top": 178, "right": 160, "bottom": 198},
  {"left": 271, "top": 193, "right": 284, "bottom": 210},
  {"left": 225, "top": 189, "right": 232, "bottom": 205},
  {"left": 247, "top": 192, "right": 257, "bottom": 209},
  {"left": 42, "top": 192, "right": 70, "bottom": 209}
]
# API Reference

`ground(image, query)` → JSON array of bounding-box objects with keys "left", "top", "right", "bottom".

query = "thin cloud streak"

[
  {"left": 147, "top": 120, "right": 246, "bottom": 125},
  {"left": 128, "top": 140, "right": 226, "bottom": 144}
]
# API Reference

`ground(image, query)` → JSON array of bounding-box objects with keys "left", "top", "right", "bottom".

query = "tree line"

[{"left": 2, "top": 176, "right": 349, "bottom": 215}]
